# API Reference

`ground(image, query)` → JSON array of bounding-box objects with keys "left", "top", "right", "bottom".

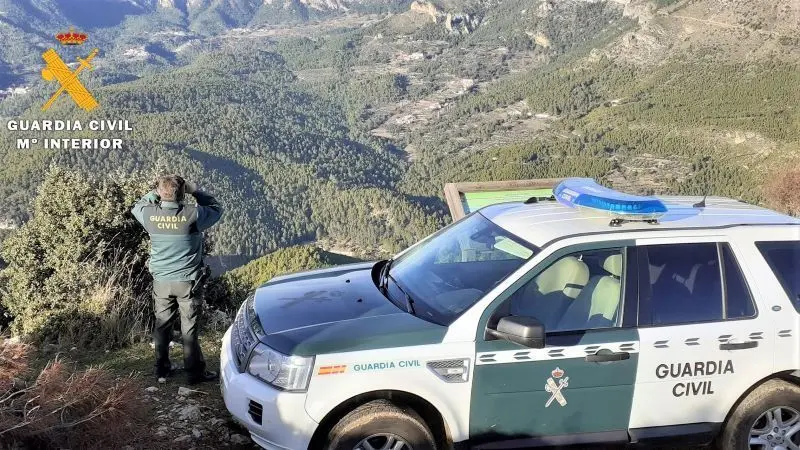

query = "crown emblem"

[
  {"left": 551, "top": 367, "right": 564, "bottom": 379},
  {"left": 55, "top": 27, "right": 88, "bottom": 46}
]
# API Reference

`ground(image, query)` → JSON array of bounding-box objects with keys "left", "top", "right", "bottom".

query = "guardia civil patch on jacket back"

[
  {"left": 141, "top": 204, "right": 200, "bottom": 235},
  {"left": 131, "top": 190, "right": 224, "bottom": 282},
  {"left": 139, "top": 203, "right": 204, "bottom": 280}
]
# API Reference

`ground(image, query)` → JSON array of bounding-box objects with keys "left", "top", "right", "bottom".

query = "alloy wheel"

[
  {"left": 354, "top": 434, "right": 411, "bottom": 450},
  {"left": 750, "top": 406, "right": 800, "bottom": 450}
]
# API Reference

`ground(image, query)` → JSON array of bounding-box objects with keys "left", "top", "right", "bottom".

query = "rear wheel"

[
  {"left": 325, "top": 400, "right": 437, "bottom": 450},
  {"left": 719, "top": 379, "right": 800, "bottom": 450}
]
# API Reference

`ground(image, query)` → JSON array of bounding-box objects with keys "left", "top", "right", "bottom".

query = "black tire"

[
  {"left": 718, "top": 379, "right": 800, "bottom": 450},
  {"left": 325, "top": 399, "right": 437, "bottom": 450}
]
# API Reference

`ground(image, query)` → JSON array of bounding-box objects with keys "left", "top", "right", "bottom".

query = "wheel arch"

[
  {"left": 307, "top": 389, "right": 454, "bottom": 450},
  {"left": 721, "top": 370, "right": 800, "bottom": 430}
]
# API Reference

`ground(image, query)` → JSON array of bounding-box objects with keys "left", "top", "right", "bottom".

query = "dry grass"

[
  {"left": 88, "top": 248, "right": 153, "bottom": 348},
  {"left": 0, "top": 340, "right": 151, "bottom": 449},
  {"left": 0, "top": 340, "right": 30, "bottom": 393},
  {"left": 36, "top": 245, "right": 154, "bottom": 351}
]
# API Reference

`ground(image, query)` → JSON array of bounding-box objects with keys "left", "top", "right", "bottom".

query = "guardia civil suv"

[{"left": 220, "top": 178, "right": 800, "bottom": 450}]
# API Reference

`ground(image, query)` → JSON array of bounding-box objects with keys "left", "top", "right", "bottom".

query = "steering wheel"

[{"left": 428, "top": 271, "right": 460, "bottom": 292}]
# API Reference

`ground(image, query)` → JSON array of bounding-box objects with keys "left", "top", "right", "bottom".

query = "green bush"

[
  {"left": 0, "top": 166, "right": 152, "bottom": 348},
  {"left": 0, "top": 165, "right": 364, "bottom": 346}
]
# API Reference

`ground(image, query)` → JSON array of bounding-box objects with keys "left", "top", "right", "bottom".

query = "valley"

[{"left": 0, "top": 0, "right": 798, "bottom": 265}]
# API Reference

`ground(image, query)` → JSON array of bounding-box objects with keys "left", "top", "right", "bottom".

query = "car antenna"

[
  {"left": 693, "top": 156, "right": 712, "bottom": 208},
  {"left": 692, "top": 194, "right": 707, "bottom": 208}
]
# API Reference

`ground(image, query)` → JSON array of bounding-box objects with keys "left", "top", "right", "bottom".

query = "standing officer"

[{"left": 132, "top": 174, "right": 224, "bottom": 384}]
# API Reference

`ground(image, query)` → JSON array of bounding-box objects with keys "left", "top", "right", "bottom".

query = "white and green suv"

[{"left": 220, "top": 178, "right": 800, "bottom": 450}]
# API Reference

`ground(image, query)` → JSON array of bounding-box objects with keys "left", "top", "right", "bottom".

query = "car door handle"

[
  {"left": 585, "top": 351, "right": 630, "bottom": 362},
  {"left": 719, "top": 341, "right": 758, "bottom": 350}
]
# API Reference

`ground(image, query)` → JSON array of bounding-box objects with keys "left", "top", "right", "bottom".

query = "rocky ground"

[{"left": 141, "top": 369, "right": 259, "bottom": 449}]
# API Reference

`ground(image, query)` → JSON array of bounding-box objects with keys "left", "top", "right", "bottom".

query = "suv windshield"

[{"left": 382, "top": 212, "right": 538, "bottom": 325}]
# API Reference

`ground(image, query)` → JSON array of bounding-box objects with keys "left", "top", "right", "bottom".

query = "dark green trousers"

[{"left": 153, "top": 280, "right": 206, "bottom": 377}]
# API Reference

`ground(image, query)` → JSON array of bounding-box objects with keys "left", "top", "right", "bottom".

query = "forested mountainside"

[{"left": 1, "top": 0, "right": 798, "bottom": 262}]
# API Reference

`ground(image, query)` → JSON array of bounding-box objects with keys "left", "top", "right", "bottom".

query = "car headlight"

[
  {"left": 247, "top": 343, "right": 314, "bottom": 392},
  {"left": 231, "top": 297, "right": 257, "bottom": 371},
  {"left": 245, "top": 293, "right": 265, "bottom": 337}
]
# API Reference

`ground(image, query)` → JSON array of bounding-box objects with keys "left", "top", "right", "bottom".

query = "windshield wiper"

[
  {"left": 387, "top": 272, "right": 416, "bottom": 316},
  {"left": 378, "top": 258, "right": 393, "bottom": 294},
  {"left": 378, "top": 259, "right": 417, "bottom": 315},
  {"left": 405, "top": 294, "right": 416, "bottom": 315}
]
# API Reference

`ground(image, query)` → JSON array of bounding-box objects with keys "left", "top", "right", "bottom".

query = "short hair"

[{"left": 156, "top": 175, "right": 184, "bottom": 201}]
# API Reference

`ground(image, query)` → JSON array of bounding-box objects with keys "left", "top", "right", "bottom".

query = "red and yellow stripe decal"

[{"left": 318, "top": 365, "right": 346, "bottom": 375}]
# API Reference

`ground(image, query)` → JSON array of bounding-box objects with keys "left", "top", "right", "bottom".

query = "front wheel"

[
  {"left": 325, "top": 400, "right": 437, "bottom": 450},
  {"left": 719, "top": 379, "right": 800, "bottom": 450}
]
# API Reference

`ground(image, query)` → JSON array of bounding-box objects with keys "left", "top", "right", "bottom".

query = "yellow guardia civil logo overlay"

[{"left": 41, "top": 27, "right": 99, "bottom": 112}]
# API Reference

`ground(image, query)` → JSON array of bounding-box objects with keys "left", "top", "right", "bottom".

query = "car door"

[
  {"left": 469, "top": 243, "right": 640, "bottom": 447},
  {"left": 628, "top": 237, "right": 773, "bottom": 437}
]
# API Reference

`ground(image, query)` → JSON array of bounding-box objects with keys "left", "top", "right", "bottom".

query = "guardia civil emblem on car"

[{"left": 545, "top": 367, "right": 569, "bottom": 407}]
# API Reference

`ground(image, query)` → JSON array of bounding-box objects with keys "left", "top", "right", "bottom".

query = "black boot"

[{"left": 187, "top": 370, "right": 219, "bottom": 385}]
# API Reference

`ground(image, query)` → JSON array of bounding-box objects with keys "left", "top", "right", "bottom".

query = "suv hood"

[{"left": 252, "top": 262, "right": 446, "bottom": 357}]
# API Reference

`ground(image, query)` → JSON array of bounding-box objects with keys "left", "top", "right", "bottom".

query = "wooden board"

[{"left": 443, "top": 178, "right": 566, "bottom": 220}]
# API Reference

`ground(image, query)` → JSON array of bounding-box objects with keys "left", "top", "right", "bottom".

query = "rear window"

[
  {"left": 721, "top": 244, "right": 757, "bottom": 319},
  {"left": 756, "top": 241, "right": 800, "bottom": 313}
]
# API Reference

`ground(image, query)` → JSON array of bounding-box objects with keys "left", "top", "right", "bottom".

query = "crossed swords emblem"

[
  {"left": 40, "top": 48, "right": 99, "bottom": 111},
  {"left": 545, "top": 372, "right": 569, "bottom": 407}
]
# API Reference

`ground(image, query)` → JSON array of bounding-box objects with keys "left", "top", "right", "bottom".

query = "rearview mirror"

[{"left": 486, "top": 316, "right": 545, "bottom": 348}]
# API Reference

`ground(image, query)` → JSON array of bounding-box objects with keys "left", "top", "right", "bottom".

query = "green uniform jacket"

[{"left": 131, "top": 190, "right": 223, "bottom": 281}]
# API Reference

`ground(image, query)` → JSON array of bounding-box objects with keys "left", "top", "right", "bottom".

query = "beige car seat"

[
  {"left": 556, "top": 254, "right": 623, "bottom": 330},
  {"left": 509, "top": 256, "right": 589, "bottom": 328}
]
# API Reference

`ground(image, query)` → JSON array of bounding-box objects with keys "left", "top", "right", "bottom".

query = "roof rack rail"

[
  {"left": 524, "top": 195, "right": 555, "bottom": 204},
  {"left": 609, "top": 217, "right": 660, "bottom": 227}
]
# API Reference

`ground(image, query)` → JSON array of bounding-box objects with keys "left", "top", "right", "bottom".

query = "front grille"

[{"left": 248, "top": 400, "right": 263, "bottom": 425}]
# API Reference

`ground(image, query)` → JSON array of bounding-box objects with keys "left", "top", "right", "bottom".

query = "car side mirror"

[{"left": 486, "top": 316, "right": 545, "bottom": 348}]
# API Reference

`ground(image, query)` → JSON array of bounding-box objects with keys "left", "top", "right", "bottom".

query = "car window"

[
  {"left": 505, "top": 248, "right": 625, "bottom": 333},
  {"left": 755, "top": 241, "right": 800, "bottom": 313},
  {"left": 388, "top": 212, "right": 538, "bottom": 326},
  {"left": 721, "top": 244, "right": 756, "bottom": 319},
  {"left": 435, "top": 233, "right": 534, "bottom": 263},
  {"left": 641, "top": 242, "right": 756, "bottom": 326}
]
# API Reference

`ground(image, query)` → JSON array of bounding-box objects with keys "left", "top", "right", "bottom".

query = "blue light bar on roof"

[{"left": 554, "top": 178, "right": 668, "bottom": 217}]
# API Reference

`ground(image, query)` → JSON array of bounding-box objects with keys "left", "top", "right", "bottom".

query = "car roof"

[{"left": 481, "top": 195, "right": 800, "bottom": 248}]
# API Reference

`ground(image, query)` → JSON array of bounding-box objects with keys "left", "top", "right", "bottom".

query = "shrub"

[
  {"left": 0, "top": 340, "right": 150, "bottom": 449},
  {"left": 764, "top": 164, "right": 800, "bottom": 217},
  {"left": 0, "top": 166, "right": 153, "bottom": 348}
]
